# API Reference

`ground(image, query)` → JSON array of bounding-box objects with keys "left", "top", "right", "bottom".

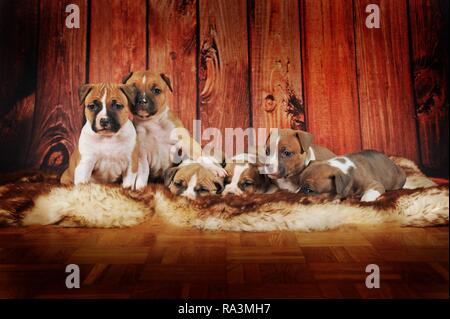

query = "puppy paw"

[
  {"left": 134, "top": 178, "right": 148, "bottom": 190},
  {"left": 360, "top": 189, "right": 381, "bottom": 202},
  {"left": 212, "top": 166, "right": 228, "bottom": 178}
]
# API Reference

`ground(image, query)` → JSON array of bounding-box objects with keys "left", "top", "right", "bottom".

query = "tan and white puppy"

[
  {"left": 222, "top": 154, "right": 277, "bottom": 196},
  {"left": 164, "top": 161, "right": 225, "bottom": 200},
  {"left": 123, "top": 70, "right": 225, "bottom": 188},
  {"left": 298, "top": 150, "right": 407, "bottom": 202},
  {"left": 60, "top": 83, "right": 139, "bottom": 189},
  {"left": 262, "top": 128, "right": 335, "bottom": 192}
]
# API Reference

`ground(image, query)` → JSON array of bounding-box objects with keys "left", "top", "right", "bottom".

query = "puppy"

[
  {"left": 263, "top": 128, "right": 335, "bottom": 192},
  {"left": 164, "top": 161, "right": 225, "bottom": 200},
  {"left": 60, "top": 83, "right": 139, "bottom": 188},
  {"left": 122, "top": 70, "right": 225, "bottom": 188},
  {"left": 222, "top": 154, "right": 277, "bottom": 195},
  {"left": 298, "top": 150, "right": 407, "bottom": 202}
]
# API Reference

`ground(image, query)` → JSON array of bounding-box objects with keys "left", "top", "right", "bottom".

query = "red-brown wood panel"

[
  {"left": 89, "top": 0, "right": 146, "bottom": 83},
  {"left": 302, "top": 0, "right": 361, "bottom": 155},
  {"left": 0, "top": 0, "right": 38, "bottom": 171},
  {"left": 27, "top": 0, "right": 87, "bottom": 171},
  {"left": 198, "top": 0, "right": 250, "bottom": 151},
  {"left": 149, "top": 0, "right": 197, "bottom": 133},
  {"left": 354, "top": 0, "right": 419, "bottom": 161},
  {"left": 249, "top": 0, "right": 304, "bottom": 132},
  {"left": 409, "top": 0, "right": 448, "bottom": 175}
]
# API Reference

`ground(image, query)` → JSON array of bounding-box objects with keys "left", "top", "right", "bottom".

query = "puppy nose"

[
  {"left": 99, "top": 118, "right": 111, "bottom": 128},
  {"left": 137, "top": 97, "right": 148, "bottom": 105}
]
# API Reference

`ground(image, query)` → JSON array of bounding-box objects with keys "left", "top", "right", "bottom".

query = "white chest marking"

[
  {"left": 181, "top": 174, "right": 198, "bottom": 200},
  {"left": 328, "top": 157, "right": 356, "bottom": 174},
  {"left": 134, "top": 108, "right": 177, "bottom": 175},
  {"left": 361, "top": 189, "right": 381, "bottom": 202},
  {"left": 223, "top": 164, "right": 248, "bottom": 195},
  {"left": 78, "top": 121, "right": 136, "bottom": 183},
  {"left": 276, "top": 178, "right": 300, "bottom": 193}
]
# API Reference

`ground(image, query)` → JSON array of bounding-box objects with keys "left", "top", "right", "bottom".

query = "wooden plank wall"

[{"left": 0, "top": 0, "right": 448, "bottom": 176}]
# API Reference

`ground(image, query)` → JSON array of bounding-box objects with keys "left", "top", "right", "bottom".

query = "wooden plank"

[
  {"left": 27, "top": 0, "right": 87, "bottom": 172},
  {"left": 198, "top": 0, "right": 250, "bottom": 151},
  {"left": 0, "top": 0, "right": 38, "bottom": 171},
  {"left": 354, "top": 0, "right": 419, "bottom": 161},
  {"left": 408, "top": 0, "right": 449, "bottom": 175},
  {"left": 249, "top": 0, "right": 305, "bottom": 132},
  {"left": 302, "top": 0, "right": 361, "bottom": 155},
  {"left": 89, "top": 0, "right": 146, "bottom": 83},
  {"left": 148, "top": 0, "right": 197, "bottom": 133}
]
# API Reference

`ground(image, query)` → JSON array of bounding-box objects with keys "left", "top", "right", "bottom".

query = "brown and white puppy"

[
  {"left": 164, "top": 161, "right": 225, "bottom": 200},
  {"left": 262, "top": 128, "right": 335, "bottom": 192},
  {"left": 298, "top": 150, "right": 407, "bottom": 202},
  {"left": 123, "top": 70, "right": 225, "bottom": 188},
  {"left": 60, "top": 83, "right": 139, "bottom": 189},
  {"left": 222, "top": 154, "right": 277, "bottom": 196}
]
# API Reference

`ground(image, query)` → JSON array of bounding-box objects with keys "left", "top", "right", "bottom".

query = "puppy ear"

[
  {"left": 295, "top": 130, "right": 314, "bottom": 153},
  {"left": 334, "top": 172, "right": 353, "bottom": 198},
  {"left": 122, "top": 71, "right": 133, "bottom": 84},
  {"left": 163, "top": 166, "right": 179, "bottom": 187},
  {"left": 160, "top": 73, "right": 173, "bottom": 92},
  {"left": 120, "top": 83, "right": 138, "bottom": 106},
  {"left": 78, "top": 84, "right": 93, "bottom": 105}
]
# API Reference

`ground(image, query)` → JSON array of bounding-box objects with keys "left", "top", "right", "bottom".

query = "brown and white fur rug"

[{"left": 0, "top": 157, "right": 448, "bottom": 231}]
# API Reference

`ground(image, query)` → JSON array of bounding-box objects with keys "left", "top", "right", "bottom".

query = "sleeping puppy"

[
  {"left": 222, "top": 153, "right": 277, "bottom": 195},
  {"left": 123, "top": 70, "right": 225, "bottom": 188},
  {"left": 164, "top": 161, "right": 225, "bottom": 200},
  {"left": 262, "top": 128, "right": 335, "bottom": 192},
  {"left": 298, "top": 150, "right": 407, "bottom": 202},
  {"left": 60, "top": 83, "right": 139, "bottom": 189}
]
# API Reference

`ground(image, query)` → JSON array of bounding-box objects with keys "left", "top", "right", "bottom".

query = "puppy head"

[
  {"left": 263, "top": 128, "right": 314, "bottom": 179},
  {"left": 223, "top": 162, "right": 271, "bottom": 196},
  {"left": 122, "top": 70, "right": 172, "bottom": 119},
  {"left": 164, "top": 164, "right": 224, "bottom": 200},
  {"left": 298, "top": 161, "right": 354, "bottom": 198},
  {"left": 79, "top": 83, "right": 137, "bottom": 136}
]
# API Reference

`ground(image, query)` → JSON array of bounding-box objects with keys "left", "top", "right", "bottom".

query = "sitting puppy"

[
  {"left": 263, "top": 128, "right": 335, "bottom": 192},
  {"left": 222, "top": 154, "right": 277, "bottom": 195},
  {"left": 60, "top": 83, "right": 139, "bottom": 189},
  {"left": 122, "top": 70, "right": 225, "bottom": 188},
  {"left": 164, "top": 159, "right": 225, "bottom": 200},
  {"left": 298, "top": 150, "right": 407, "bottom": 202}
]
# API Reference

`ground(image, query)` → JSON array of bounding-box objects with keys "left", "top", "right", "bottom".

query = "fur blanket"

[{"left": 0, "top": 157, "right": 448, "bottom": 231}]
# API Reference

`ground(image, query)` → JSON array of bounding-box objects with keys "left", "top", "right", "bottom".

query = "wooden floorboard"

[{"left": 0, "top": 218, "right": 448, "bottom": 298}]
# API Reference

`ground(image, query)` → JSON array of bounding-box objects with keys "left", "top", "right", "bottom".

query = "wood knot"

[{"left": 264, "top": 94, "right": 276, "bottom": 112}]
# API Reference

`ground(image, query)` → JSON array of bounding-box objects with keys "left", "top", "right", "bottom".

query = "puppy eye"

[
  {"left": 112, "top": 103, "right": 124, "bottom": 110},
  {"left": 300, "top": 185, "right": 314, "bottom": 194},
  {"left": 282, "top": 150, "right": 294, "bottom": 157},
  {"left": 196, "top": 186, "right": 209, "bottom": 194},
  {"left": 173, "top": 180, "right": 184, "bottom": 188},
  {"left": 151, "top": 87, "right": 161, "bottom": 95},
  {"left": 87, "top": 103, "right": 97, "bottom": 111},
  {"left": 265, "top": 147, "right": 270, "bottom": 156},
  {"left": 242, "top": 180, "right": 254, "bottom": 187}
]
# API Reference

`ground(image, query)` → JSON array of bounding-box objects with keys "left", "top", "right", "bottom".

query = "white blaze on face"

[
  {"left": 328, "top": 156, "right": 356, "bottom": 174},
  {"left": 181, "top": 174, "right": 197, "bottom": 200},
  {"left": 223, "top": 164, "right": 248, "bottom": 195},
  {"left": 142, "top": 75, "right": 147, "bottom": 99},
  {"left": 99, "top": 90, "right": 107, "bottom": 116}
]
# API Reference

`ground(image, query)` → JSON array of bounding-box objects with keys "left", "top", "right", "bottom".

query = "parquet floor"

[{"left": 0, "top": 216, "right": 448, "bottom": 298}]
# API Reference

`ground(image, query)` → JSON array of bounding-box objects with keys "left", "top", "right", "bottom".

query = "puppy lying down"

[
  {"left": 164, "top": 158, "right": 225, "bottom": 200},
  {"left": 298, "top": 150, "right": 407, "bottom": 202},
  {"left": 223, "top": 153, "right": 277, "bottom": 196}
]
